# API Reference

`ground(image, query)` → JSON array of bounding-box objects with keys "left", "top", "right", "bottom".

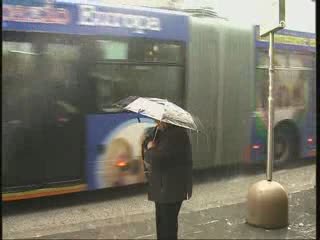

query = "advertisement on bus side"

[{"left": 86, "top": 113, "right": 156, "bottom": 190}]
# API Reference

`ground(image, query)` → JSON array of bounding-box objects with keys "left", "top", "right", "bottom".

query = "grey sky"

[{"left": 182, "top": 0, "right": 315, "bottom": 33}]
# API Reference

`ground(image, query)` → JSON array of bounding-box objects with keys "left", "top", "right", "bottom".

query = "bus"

[{"left": 2, "top": 0, "right": 316, "bottom": 201}]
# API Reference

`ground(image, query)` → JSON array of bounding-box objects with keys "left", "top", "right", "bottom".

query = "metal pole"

[{"left": 267, "top": 32, "right": 275, "bottom": 181}]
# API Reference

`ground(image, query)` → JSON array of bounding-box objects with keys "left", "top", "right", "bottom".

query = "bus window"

[
  {"left": 2, "top": 41, "right": 39, "bottom": 124},
  {"left": 256, "top": 50, "right": 268, "bottom": 67},
  {"left": 157, "top": 43, "right": 183, "bottom": 63},
  {"left": 93, "top": 64, "right": 184, "bottom": 110},
  {"left": 2, "top": 40, "right": 45, "bottom": 187},
  {"left": 97, "top": 40, "right": 128, "bottom": 60},
  {"left": 256, "top": 52, "right": 311, "bottom": 111},
  {"left": 96, "top": 39, "right": 184, "bottom": 64},
  {"left": 37, "top": 39, "right": 89, "bottom": 182},
  {"left": 92, "top": 39, "right": 185, "bottom": 111},
  {"left": 274, "top": 70, "right": 291, "bottom": 108},
  {"left": 274, "top": 70, "right": 307, "bottom": 109},
  {"left": 291, "top": 71, "right": 308, "bottom": 107},
  {"left": 38, "top": 37, "right": 103, "bottom": 115},
  {"left": 130, "top": 39, "right": 184, "bottom": 64},
  {"left": 42, "top": 42, "right": 81, "bottom": 116},
  {"left": 141, "top": 42, "right": 184, "bottom": 64},
  {"left": 288, "top": 53, "right": 313, "bottom": 68},
  {"left": 255, "top": 68, "right": 268, "bottom": 110},
  {"left": 274, "top": 51, "right": 289, "bottom": 67},
  {"left": 257, "top": 50, "right": 289, "bottom": 68}
]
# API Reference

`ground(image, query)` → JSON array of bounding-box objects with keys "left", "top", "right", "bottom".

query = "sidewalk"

[{"left": 37, "top": 188, "right": 316, "bottom": 239}]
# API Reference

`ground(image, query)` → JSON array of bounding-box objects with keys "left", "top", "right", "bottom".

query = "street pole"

[
  {"left": 267, "top": 32, "right": 275, "bottom": 181},
  {"left": 246, "top": 1, "right": 288, "bottom": 228}
]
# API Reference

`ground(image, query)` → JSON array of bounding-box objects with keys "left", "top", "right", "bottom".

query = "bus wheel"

[{"left": 274, "top": 126, "right": 298, "bottom": 167}]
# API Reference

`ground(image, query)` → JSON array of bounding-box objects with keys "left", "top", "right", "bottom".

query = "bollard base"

[{"left": 246, "top": 180, "right": 288, "bottom": 229}]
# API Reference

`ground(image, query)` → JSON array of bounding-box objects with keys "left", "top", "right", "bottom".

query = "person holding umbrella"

[
  {"left": 143, "top": 120, "right": 192, "bottom": 240},
  {"left": 116, "top": 97, "right": 197, "bottom": 240}
]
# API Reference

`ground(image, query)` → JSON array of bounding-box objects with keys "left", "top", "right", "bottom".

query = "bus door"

[
  {"left": 39, "top": 39, "right": 89, "bottom": 185},
  {"left": 2, "top": 39, "right": 46, "bottom": 189}
]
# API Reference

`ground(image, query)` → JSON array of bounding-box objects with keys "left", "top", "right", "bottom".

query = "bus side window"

[
  {"left": 92, "top": 39, "right": 185, "bottom": 111},
  {"left": 2, "top": 41, "right": 39, "bottom": 124},
  {"left": 291, "top": 71, "right": 307, "bottom": 107},
  {"left": 42, "top": 43, "right": 81, "bottom": 118}
]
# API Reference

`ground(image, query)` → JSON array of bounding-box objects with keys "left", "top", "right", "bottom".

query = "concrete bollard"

[{"left": 246, "top": 180, "right": 288, "bottom": 229}]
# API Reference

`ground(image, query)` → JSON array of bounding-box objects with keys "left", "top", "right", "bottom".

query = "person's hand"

[{"left": 147, "top": 141, "right": 156, "bottom": 149}]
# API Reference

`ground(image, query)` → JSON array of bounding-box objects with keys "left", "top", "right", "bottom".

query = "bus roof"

[{"left": 2, "top": 0, "right": 189, "bottom": 42}]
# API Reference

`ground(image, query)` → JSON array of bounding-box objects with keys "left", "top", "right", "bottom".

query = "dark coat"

[{"left": 142, "top": 125, "right": 193, "bottom": 203}]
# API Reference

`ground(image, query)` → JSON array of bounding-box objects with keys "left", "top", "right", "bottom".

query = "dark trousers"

[{"left": 155, "top": 201, "right": 182, "bottom": 240}]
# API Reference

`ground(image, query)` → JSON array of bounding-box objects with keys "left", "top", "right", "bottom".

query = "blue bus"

[
  {"left": 2, "top": 0, "right": 315, "bottom": 201},
  {"left": 250, "top": 27, "right": 316, "bottom": 165}
]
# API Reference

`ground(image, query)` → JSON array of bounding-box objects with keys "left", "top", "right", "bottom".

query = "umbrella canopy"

[{"left": 115, "top": 96, "right": 199, "bottom": 131}]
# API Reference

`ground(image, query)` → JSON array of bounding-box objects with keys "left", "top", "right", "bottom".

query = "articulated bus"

[{"left": 2, "top": 0, "right": 315, "bottom": 201}]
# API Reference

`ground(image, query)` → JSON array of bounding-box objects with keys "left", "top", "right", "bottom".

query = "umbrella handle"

[{"left": 153, "top": 127, "right": 159, "bottom": 142}]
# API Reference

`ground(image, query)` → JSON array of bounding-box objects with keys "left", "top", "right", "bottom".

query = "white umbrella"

[{"left": 115, "top": 96, "right": 199, "bottom": 131}]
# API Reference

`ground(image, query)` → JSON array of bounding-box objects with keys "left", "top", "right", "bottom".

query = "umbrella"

[{"left": 114, "top": 96, "right": 199, "bottom": 131}]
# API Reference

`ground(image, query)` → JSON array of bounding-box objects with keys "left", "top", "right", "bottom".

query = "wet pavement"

[
  {"left": 3, "top": 162, "right": 316, "bottom": 239},
  {"left": 35, "top": 188, "right": 316, "bottom": 239}
]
